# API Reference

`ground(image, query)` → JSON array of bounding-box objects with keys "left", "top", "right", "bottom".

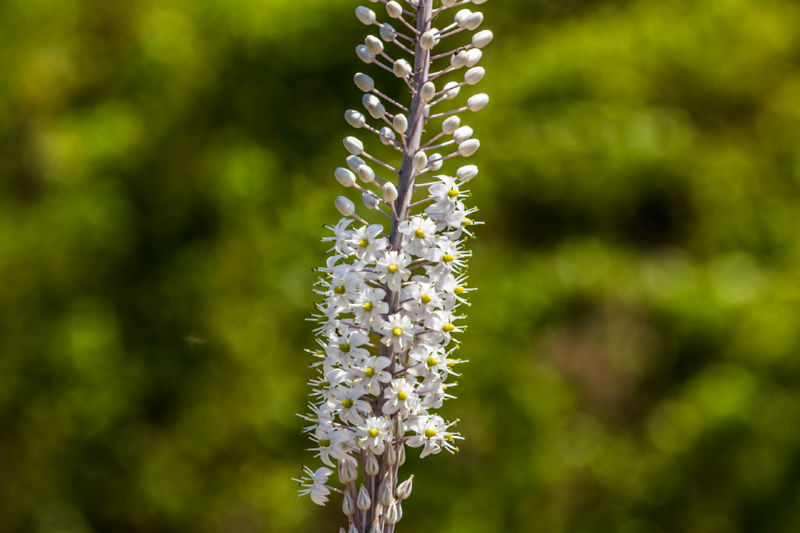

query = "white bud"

[
  {"left": 443, "top": 81, "right": 460, "bottom": 100},
  {"left": 365, "top": 453, "right": 380, "bottom": 477},
  {"left": 355, "top": 6, "right": 376, "bottom": 25},
  {"left": 345, "top": 109, "right": 366, "bottom": 128},
  {"left": 369, "top": 518, "right": 381, "bottom": 533},
  {"left": 343, "top": 136, "right": 364, "bottom": 155},
  {"left": 379, "top": 126, "right": 396, "bottom": 145},
  {"left": 466, "top": 48, "right": 483, "bottom": 67},
  {"left": 386, "top": 0, "right": 403, "bottom": 18},
  {"left": 457, "top": 164, "right": 479, "bottom": 182},
  {"left": 455, "top": 9, "right": 472, "bottom": 27},
  {"left": 464, "top": 66, "right": 485, "bottom": 85},
  {"left": 392, "top": 114, "right": 408, "bottom": 134},
  {"left": 382, "top": 181, "right": 398, "bottom": 202},
  {"left": 413, "top": 151, "right": 428, "bottom": 171},
  {"left": 385, "top": 444, "right": 397, "bottom": 465},
  {"left": 421, "top": 30, "right": 437, "bottom": 49},
  {"left": 472, "top": 29, "right": 493, "bottom": 48},
  {"left": 365, "top": 35, "right": 384, "bottom": 54},
  {"left": 442, "top": 115, "right": 461, "bottom": 134},
  {"left": 451, "top": 50, "right": 469, "bottom": 69},
  {"left": 338, "top": 457, "right": 359, "bottom": 483},
  {"left": 342, "top": 491, "right": 356, "bottom": 516},
  {"left": 472, "top": 0, "right": 488, "bottom": 4},
  {"left": 379, "top": 480, "right": 393, "bottom": 506},
  {"left": 335, "top": 167, "right": 356, "bottom": 187},
  {"left": 385, "top": 500, "right": 401, "bottom": 525},
  {"left": 442, "top": 0, "right": 456, "bottom": 6},
  {"left": 362, "top": 192, "right": 380, "bottom": 209},
  {"left": 420, "top": 82, "right": 436, "bottom": 102},
  {"left": 458, "top": 138, "right": 480, "bottom": 156},
  {"left": 428, "top": 152, "right": 443, "bottom": 171},
  {"left": 356, "top": 44, "right": 374, "bottom": 64},
  {"left": 379, "top": 22, "right": 397, "bottom": 41},
  {"left": 354, "top": 72, "right": 375, "bottom": 92},
  {"left": 357, "top": 485, "right": 371, "bottom": 511},
  {"left": 464, "top": 11, "right": 484, "bottom": 30},
  {"left": 357, "top": 164, "right": 375, "bottom": 183},
  {"left": 363, "top": 94, "right": 386, "bottom": 119},
  {"left": 467, "top": 93, "right": 489, "bottom": 111},
  {"left": 396, "top": 476, "right": 414, "bottom": 500},
  {"left": 346, "top": 155, "right": 365, "bottom": 172},
  {"left": 453, "top": 125, "right": 474, "bottom": 144},
  {"left": 397, "top": 444, "right": 406, "bottom": 465},
  {"left": 335, "top": 196, "right": 355, "bottom": 216},
  {"left": 393, "top": 58, "right": 412, "bottom": 78}
]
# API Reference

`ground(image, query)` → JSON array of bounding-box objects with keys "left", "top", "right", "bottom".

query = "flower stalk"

[{"left": 297, "top": 1, "right": 492, "bottom": 531}]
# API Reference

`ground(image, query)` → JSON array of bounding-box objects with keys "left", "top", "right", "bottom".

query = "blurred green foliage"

[{"left": 1, "top": 0, "right": 799, "bottom": 531}]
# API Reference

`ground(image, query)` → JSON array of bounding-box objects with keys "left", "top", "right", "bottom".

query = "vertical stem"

[{"left": 368, "top": 2, "right": 433, "bottom": 532}]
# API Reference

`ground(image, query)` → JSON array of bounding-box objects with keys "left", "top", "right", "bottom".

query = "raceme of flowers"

[{"left": 296, "top": 1, "right": 492, "bottom": 532}]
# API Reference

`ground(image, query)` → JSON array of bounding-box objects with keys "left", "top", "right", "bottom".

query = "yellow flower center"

[
  {"left": 364, "top": 367, "right": 374, "bottom": 377},
  {"left": 442, "top": 254, "right": 455, "bottom": 263},
  {"left": 342, "top": 399, "right": 354, "bottom": 409},
  {"left": 424, "top": 429, "right": 437, "bottom": 438},
  {"left": 463, "top": 217, "right": 473, "bottom": 226},
  {"left": 421, "top": 294, "right": 432, "bottom": 304},
  {"left": 414, "top": 229, "right": 426, "bottom": 238},
  {"left": 426, "top": 357, "right": 438, "bottom": 368},
  {"left": 442, "top": 323, "right": 455, "bottom": 333},
  {"left": 318, "top": 439, "right": 331, "bottom": 447},
  {"left": 454, "top": 286, "right": 465, "bottom": 295},
  {"left": 387, "top": 264, "right": 398, "bottom": 273},
  {"left": 359, "top": 238, "right": 369, "bottom": 247},
  {"left": 393, "top": 327, "right": 403, "bottom": 337},
  {"left": 339, "top": 343, "right": 351, "bottom": 353},
  {"left": 369, "top": 428, "right": 379, "bottom": 438},
  {"left": 362, "top": 301, "right": 373, "bottom": 311},
  {"left": 447, "top": 188, "right": 459, "bottom": 198},
  {"left": 334, "top": 285, "right": 346, "bottom": 294},
  {"left": 397, "top": 391, "right": 408, "bottom": 401}
]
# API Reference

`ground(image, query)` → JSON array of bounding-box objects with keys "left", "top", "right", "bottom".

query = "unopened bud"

[
  {"left": 345, "top": 109, "right": 366, "bottom": 128},
  {"left": 467, "top": 93, "right": 489, "bottom": 111},
  {"left": 393, "top": 113, "right": 408, "bottom": 134},
  {"left": 382, "top": 182, "right": 398, "bottom": 203},
  {"left": 421, "top": 30, "right": 437, "bottom": 49},
  {"left": 365, "top": 35, "right": 384, "bottom": 55},
  {"left": 456, "top": 164, "right": 479, "bottom": 182},
  {"left": 396, "top": 475, "right": 414, "bottom": 500},
  {"left": 472, "top": 29, "right": 493, "bottom": 48},
  {"left": 455, "top": 8, "right": 472, "bottom": 27},
  {"left": 379, "top": 127, "right": 396, "bottom": 145},
  {"left": 354, "top": 72, "right": 375, "bottom": 92},
  {"left": 355, "top": 6, "right": 376, "bottom": 25},
  {"left": 365, "top": 453, "right": 380, "bottom": 477},
  {"left": 464, "top": 66, "right": 485, "bottom": 85},
  {"left": 393, "top": 58, "right": 412, "bottom": 78},
  {"left": 335, "top": 196, "right": 355, "bottom": 216},
  {"left": 453, "top": 126, "right": 474, "bottom": 144},
  {"left": 466, "top": 48, "right": 483, "bottom": 67},
  {"left": 346, "top": 155, "right": 365, "bottom": 172},
  {"left": 369, "top": 518, "right": 381, "bottom": 533},
  {"left": 413, "top": 151, "right": 428, "bottom": 171},
  {"left": 385, "top": 500, "right": 402, "bottom": 525},
  {"left": 397, "top": 443, "right": 406, "bottom": 465},
  {"left": 420, "top": 81, "right": 436, "bottom": 102},
  {"left": 357, "top": 485, "right": 371, "bottom": 511},
  {"left": 386, "top": 0, "right": 403, "bottom": 18},
  {"left": 362, "top": 192, "right": 380, "bottom": 209},
  {"left": 379, "top": 479, "right": 393, "bottom": 506},
  {"left": 385, "top": 444, "right": 397, "bottom": 465},
  {"left": 380, "top": 22, "right": 397, "bottom": 41},
  {"left": 356, "top": 44, "right": 374, "bottom": 64},
  {"left": 357, "top": 164, "right": 375, "bottom": 183},
  {"left": 442, "top": 115, "right": 461, "bottom": 134},
  {"left": 443, "top": 81, "right": 460, "bottom": 100},
  {"left": 428, "top": 152, "right": 443, "bottom": 171},
  {"left": 464, "top": 11, "right": 483, "bottom": 30},
  {"left": 451, "top": 50, "right": 469, "bottom": 69},
  {"left": 458, "top": 138, "right": 480, "bottom": 156},
  {"left": 335, "top": 167, "right": 356, "bottom": 187},
  {"left": 442, "top": 0, "right": 456, "bottom": 6},
  {"left": 342, "top": 491, "right": 356, "bottom": 516},
  {"left": 343, "top": 136, "right": 364, "bottom": 155}
]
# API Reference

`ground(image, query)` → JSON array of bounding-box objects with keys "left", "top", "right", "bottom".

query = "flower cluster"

[{"left": 297, "top": 1, "right": 492, "bottom": 531}]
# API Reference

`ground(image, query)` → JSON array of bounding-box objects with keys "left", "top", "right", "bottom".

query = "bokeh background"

[{"left": 2, "top": 0, "right": 800, "bottom": 531}]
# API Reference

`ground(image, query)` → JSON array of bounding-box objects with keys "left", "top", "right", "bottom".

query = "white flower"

[
  {"left": 381, "top": 313, "right": 416, "bottom": 351},
  {"left": 352, "top": 224, "right": 388, "bottom": 261},
  {"left": 406, "top": 415, "right": 459, "bottom": 458},
  {"left": 352, "top": 287, "right": 390, "bottom": 326},
  {"left": 330, "top": 386, "right": 370, "bottom": 425},
  {"left": 357, "top": 416, "right": 392, "bottom": 454},
  {"left": 398, "top": 215, "right": 437, "bottom": 256},
  {"left": 383, "top": 378, "right": 417, "bottom": 416},
  {"left": 352, "top": 355, "right": 392, "bottom": 394},
  {"left": 295, "top": 466, "right": 333, "bottom": 505},
  {"left": 376, "top": 250, "right": 411, "bottom": 290}
]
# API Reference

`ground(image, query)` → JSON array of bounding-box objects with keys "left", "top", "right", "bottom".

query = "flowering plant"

[{"left": 296, "top": 1, "right": 492, "bottom": 531}]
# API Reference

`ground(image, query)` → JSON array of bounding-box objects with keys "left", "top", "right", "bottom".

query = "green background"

[{"left": 1, "top": 0, "right": 799, "bottom": 531}]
